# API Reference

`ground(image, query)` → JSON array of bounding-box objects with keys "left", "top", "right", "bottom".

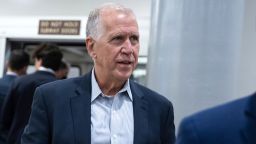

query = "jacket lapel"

[
  {"left": 241, "top": 94, "right": 256, "bottom": 144},
  {"left": 131, "top": 81, "right": 149, "bottom": 144},
  {"left": 70, "top": 73, "right": 92, "bottom": 144}
]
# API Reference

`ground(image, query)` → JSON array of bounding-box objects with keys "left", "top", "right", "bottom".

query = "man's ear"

[{"left": 85, "top": 37, "right": 96, "bottom": 59}]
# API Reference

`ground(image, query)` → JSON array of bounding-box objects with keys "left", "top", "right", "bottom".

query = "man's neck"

[{"left": 93, "top": 69, "right": 126, "bottom": 96}]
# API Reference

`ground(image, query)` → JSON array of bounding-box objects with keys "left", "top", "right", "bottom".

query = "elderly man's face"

[{"left": 91, "top": 11, "right": 140, "bottom": 82}]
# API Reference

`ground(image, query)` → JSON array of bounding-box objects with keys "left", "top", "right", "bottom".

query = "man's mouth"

[{"left": 117, "top": 60, "right": 133, "bottom": 65}]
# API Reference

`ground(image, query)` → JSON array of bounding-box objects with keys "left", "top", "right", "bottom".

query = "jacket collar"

[
  {"left": 70, "top": 72, "right": 92, "bottom": 144},
  {"left": 35, "top": 70, "right": 55, "bottom": 77},
  {"left": 130, "top": 81, "right": 149, "bottom": 144}
]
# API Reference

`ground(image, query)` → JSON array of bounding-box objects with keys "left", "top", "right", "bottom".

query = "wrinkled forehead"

[{"left": 100, "top": 9, "right": 138, "bottom": 29}]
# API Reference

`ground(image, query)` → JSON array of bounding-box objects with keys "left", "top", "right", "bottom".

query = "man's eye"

[
  {"left": 110, "top": 36, "right": 124, "bottom": 45},
  {"left": 130, "top": 36, "right": 139, "bottom": 44},
  {"left": 112, "top": 36, "right": 123, "bottom": 41}
]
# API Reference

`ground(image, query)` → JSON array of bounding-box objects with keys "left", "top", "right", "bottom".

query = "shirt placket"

[{"left": 110, "top": 95, "right": 121, "bottom": 144}]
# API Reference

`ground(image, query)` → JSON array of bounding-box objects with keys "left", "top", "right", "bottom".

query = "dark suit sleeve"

[
  {"left": 0, "top": 82, "right": 17, "bottom": 131},
  {"left": 162, "top": 102, "right": 176, "bottom": 144},
  {"left": 176, "top": 117, "right": 200, "bottom": 144},
  {"left": 21, "top": 87, "right": 50, "bottom": 144}
]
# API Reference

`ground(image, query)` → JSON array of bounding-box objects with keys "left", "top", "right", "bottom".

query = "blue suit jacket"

[
  {"left": 176, "top": 93, "right": 256, "bottom": 144},
  {"left": 0, "top": 75, "right": 17, "bottom": 144},
  {"left": 0, "top": 75, "right": 17, "bottom": 113},
  {"left": 21, "top": 72, "right": 175, "bottom": 144},
  {"left": 0, "top": 71, "right": 57, "bottom": 144}
]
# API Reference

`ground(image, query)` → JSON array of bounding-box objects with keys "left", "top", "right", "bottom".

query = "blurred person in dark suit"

[
  {"left": 176, "top": 93, "right": 256, "bottom": 144},
  {"left": 21, "top": 3, "right": 175, "bottom": 144},
  {"left": 0, "top": 50, "right": 30, "bottom": 113},
  {"left": 0, "top": 44, "right": 62, "bottom": 144},
  {"left": 55, "top": 60, "right": 69, "bottom": 79},
  {"left": 0, "top": 50, "right": 29, "bottom": 144}
]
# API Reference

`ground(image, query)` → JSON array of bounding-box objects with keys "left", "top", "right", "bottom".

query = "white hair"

[{"left": 86, "top": 3, "right": 136, "bottom": 39}]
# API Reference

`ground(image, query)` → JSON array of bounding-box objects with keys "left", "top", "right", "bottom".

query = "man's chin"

[{"left": 115, "top": 73, "right": 132, "bottom": 81}]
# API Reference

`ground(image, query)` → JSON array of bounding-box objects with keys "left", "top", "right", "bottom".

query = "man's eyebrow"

[
  {"left": 130, "top": 32, "right": 139, "bottom": 36},
  {"left": 109, "top": 32, "right": 123, "bottom": 37}
]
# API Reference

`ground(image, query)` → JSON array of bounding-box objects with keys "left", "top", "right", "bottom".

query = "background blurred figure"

[
  {"left": 176, "top": 93, "right": 256, "bottom": 144},
  {"left": 0, "top": 50, "right": 29, "bottom": 144},
  {"left": 0, "top": 43, "right": 62, "bottom": 144},
  {"left": 55, "top": 60, "right": 69, "bottom": 79},
  {"left": 0, "top": 50, "right": 30, "bottom": 113}
]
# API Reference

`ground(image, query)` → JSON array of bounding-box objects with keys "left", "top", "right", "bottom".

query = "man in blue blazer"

[
  {"left": 0, "top": 50, "right": 29, "bottom": 144},
  {"left": 22, "top": 3, "right": 175, "bottom": 144},
  {"left": 0, "top": 44, "right": 63, "bottom": 144},
  {"left": 0, "top": 50, "right": 29, "bottom": 113},
  {"left": 176, "top": 93, "right": 256, "bottom": 144}
]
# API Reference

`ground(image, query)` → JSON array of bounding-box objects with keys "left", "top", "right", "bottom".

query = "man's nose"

[{"left": 121, "top": 39, "right": 133, "bottom": 54}]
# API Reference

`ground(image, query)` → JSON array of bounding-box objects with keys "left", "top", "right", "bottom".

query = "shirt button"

[{"left": 112, "top": 135, "right": 118, "bottom": 144}]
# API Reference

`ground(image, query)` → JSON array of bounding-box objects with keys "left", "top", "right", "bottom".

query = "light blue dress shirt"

[{"left": 91, "top": 70, "right": 134, "bottom": 144}]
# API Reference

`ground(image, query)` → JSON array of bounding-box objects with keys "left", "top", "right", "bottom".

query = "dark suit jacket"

[
  {"left": 0, "top": 75, "right": 17, "bottom": 113},
  {"left": 0, "top": 71, "right": 57, "bottom": 144},
  {"left": 0, "top": 75, "right": 17, "bottom": 144},
  {"left": 21, "top": 72, "right": 175, "bottom": 144},
  {"left": 176, "top": 93, "right": 256, "bottom": 144}
]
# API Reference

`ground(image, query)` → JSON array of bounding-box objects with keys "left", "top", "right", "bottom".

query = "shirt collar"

[
  {"left": 38, "top": 66, "right": 55, "bottom": 74},
  {"left": 6, "top": 71, "right": 18, "bottom": 76},
  {"left": 91, "top": 68, "right": 133, "bottom": 102}
]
